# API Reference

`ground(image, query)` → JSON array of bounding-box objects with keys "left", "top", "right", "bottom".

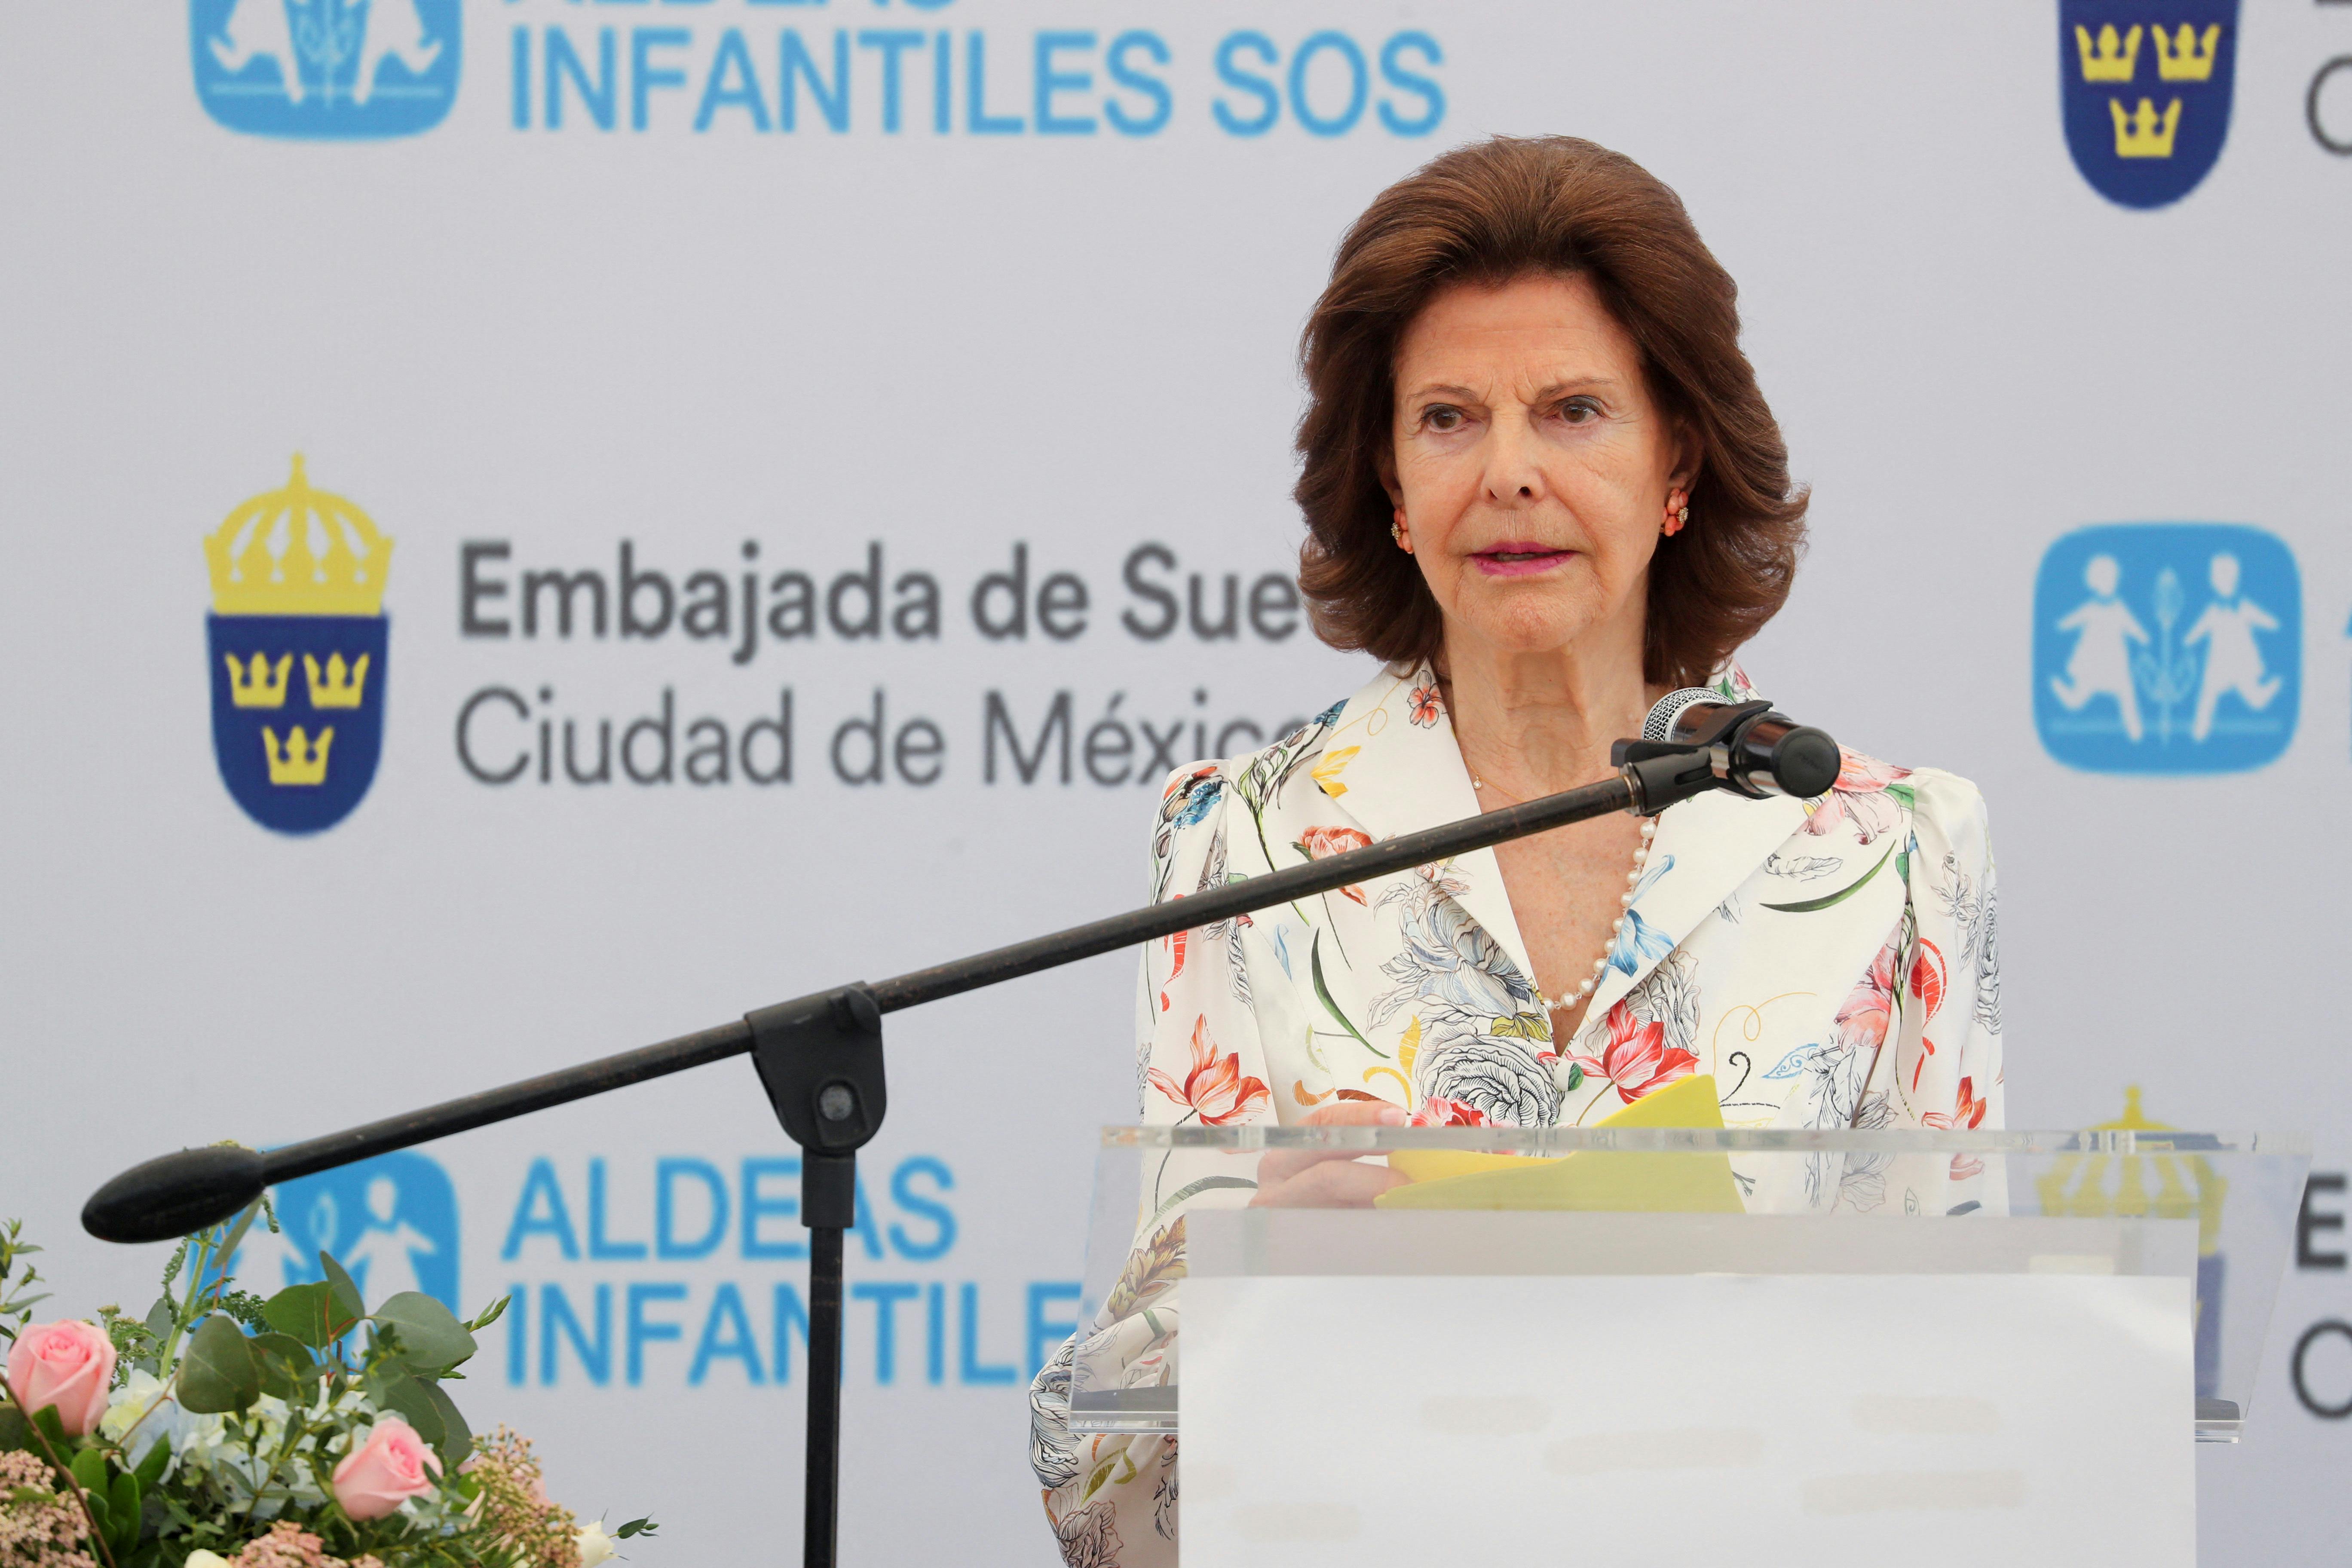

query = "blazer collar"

[
  {"left": 1570, "top": 657, "right": 1806, "bottom": 1035},
  {"left": 1574, "top": 787, "right": 1808, "bottom": 1035},
  {"left": 1309, "top": 663, "right": 1478, "bottom": 843},
  {"left": 1309, "top": 659, "right": 1807, "bottom": 1037},
  {"left": 1306, "top": 663, "right": 1536, "bottom": 984}
]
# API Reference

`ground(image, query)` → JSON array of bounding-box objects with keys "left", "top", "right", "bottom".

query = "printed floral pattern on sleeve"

[{"left": 1029, "top": 663, "right": 2004, "bottom": 1564}]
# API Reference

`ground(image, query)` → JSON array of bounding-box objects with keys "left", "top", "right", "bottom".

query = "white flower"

[
  {"left": 100, "top": 1368, "right": 226, "bottom": 1476},
  {"left": 100, "top": 1370, "right": 172, "bottom": 1448},
  {"left": 576, "top": 1521, "right": 619, "bottom": 1566},
  {"left": 185, "top": 1553, "right": 233, "bottom": 1568}
]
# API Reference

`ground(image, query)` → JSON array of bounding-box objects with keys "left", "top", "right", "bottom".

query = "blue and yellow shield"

[
  {"left": 205, "top": 456, "right": 392, "bottom": 835},
  {"left": 2059, "top": 1, "right": 2238, "bottom": 209}
]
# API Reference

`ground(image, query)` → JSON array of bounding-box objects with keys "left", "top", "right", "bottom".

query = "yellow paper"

[{"left": 1376, "top": 1074, "right": 1743, "bottom": 1213}]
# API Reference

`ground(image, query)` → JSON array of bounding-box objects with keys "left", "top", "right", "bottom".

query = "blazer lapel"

[
  {"left": 1576, "top": 787, "right": 1808, "bottom": 1032},
  {"left": 1305, "top": 664, "right": 1542, "bottom": 1001},
  {"left": 1301, "top": 659, "right": 1807, "bottom": 1047}
]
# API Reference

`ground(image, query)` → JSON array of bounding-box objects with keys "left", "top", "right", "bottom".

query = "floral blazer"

[{"left": 1029, "top": 660, "right": 2004, "bottom": 1568}]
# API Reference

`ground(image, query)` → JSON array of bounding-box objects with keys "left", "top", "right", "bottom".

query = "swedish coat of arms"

[{"left": 205, "top": 455, "right": 393, "bottom": 834}]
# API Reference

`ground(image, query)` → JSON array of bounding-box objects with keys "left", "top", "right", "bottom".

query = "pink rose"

[
  {"left": 332, "top": 1416, "right": 441, "bottom": 1520},
  {"left": 5, "top": 1320, "right": 116, "bottom": 1436}
]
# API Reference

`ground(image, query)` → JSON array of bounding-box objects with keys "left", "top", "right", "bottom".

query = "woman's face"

[{"left": 1388, "top": 272, "right": 1691, "bottom": 665}]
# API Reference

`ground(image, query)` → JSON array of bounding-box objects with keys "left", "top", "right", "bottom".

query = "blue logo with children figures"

[
  {"left": 2034, "top": 523, "right": 2298, "bottom": 774},
  {"left": 192, "top": 0, "right": 460, "bottom": 140},
  {"left": 229, "top": 1152, "right": 460, "bottom": 1316}
]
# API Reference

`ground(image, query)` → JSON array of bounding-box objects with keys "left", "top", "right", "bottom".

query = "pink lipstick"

[{"left": 1471, "top": 542, "right": 1573, "bottom": 577}]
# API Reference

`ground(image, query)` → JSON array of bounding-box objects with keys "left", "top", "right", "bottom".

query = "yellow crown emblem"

[
  {"left": 2035, "top": 1087, "right": 2225, "bottom": 1256},
  {"left": 303, "top": 652, "right": 371, "bottom": 709},
  {"left": 2152, "top": 22, "right": 2219, "bottom": 82},
  {"left": 205, "top": 455, "right": 395, "bottom": 617},
  {"left": 225, "top": 651, "right": 292, "bottom": 709},
  {"left": 2074, "top": 22, "right": 2141, "bottom": 83},
  {"left": 2111, "top": 96, "right": 2181, "bottom": 158},
  {"left": 263, "top": 726, "right": 335, "bottom": 786}
]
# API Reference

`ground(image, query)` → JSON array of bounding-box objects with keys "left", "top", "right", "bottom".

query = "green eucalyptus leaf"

[
  {"left": 319, "top": 1253, "right": 365, "bottom": 1320},
  {"left": 0, "top": 1405, "right": 29, "bottom": 1454},
  {"left": 70, "top": 1445, "right": 108, "bottom": 1497},
  {"left": 261, "top": 1280, "right": 361, "bottom": 1349},
  {"left": 366, "top": 1367, "right": 446, "bottom": 1451},
  {"left": 371, "top": 1293, "right": 475, "bottom": 1372},
  {"left": 80, "top": 1487, "right": 110, "bottom": 1534},
  {"left": 29, "top": 1407, "right": 66, "bottom": 1446},
  {"left": 177, "top": 1314, "right": 261, "bottom": 1414},
  {"left": 142, "top": 1296, "right": 175, "bottom": 1344},
  {"left": 247, "top": 1331, "right": 312, "bottom": 1402},
  {"left": 421, "top": 1379, "right": 472, "bottom": 1470},
  {"left": 262, "top": 1282, "right": 333, "bottom": 1348}
]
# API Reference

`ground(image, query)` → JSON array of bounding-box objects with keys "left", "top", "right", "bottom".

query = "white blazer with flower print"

[{"left": 1029, "top": 659, "right": 2004, "bottom": 1568}]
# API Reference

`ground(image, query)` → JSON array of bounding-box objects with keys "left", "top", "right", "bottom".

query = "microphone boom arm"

[
  {"left": 84, "top": 753, "right": 1729, "bottom": 1241},
  {"left": 77, "top": 741, "right": 1762, "bottom": 1568}
]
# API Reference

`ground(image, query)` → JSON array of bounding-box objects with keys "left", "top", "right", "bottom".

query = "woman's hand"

[{"left": 1247, "top": 1101, "right": 1413, "bottom": 1208}]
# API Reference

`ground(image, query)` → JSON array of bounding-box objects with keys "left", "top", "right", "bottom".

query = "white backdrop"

[{"left": 5, "top": 2, "right": 2352, "bottom": 1562}]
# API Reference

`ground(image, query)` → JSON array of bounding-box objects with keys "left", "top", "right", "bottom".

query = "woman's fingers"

[
  {"left": 1302, "top": 1102, "right": 1407, "bottom": 1127},
  {"left": 1256, "top": 1145, "right": 1386, "bottom": 1187},
  {"left": 1253, "top": 1157, "right": 1411, "bottom": 1209},
  {"left": 1250, "top": 1100, "right": 1413, "bottom": 1207},
  {"left": 1255, "top": 1100, "right": 1407, "bottom": 1188},
  {"left": 1237, "top": 1099, "right": 1412, "bottom": 1207}
]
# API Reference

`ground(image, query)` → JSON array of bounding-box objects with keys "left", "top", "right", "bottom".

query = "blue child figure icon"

[
  {"left": 2183, "top": 551, "right": 2282, "bottom": 742},
  {"left": 2049, "top": 553, "right": 2150, "bottom": 742},
  {"left": 246, "top": 1188, "right": 337, "bottom": 1290},
  {"left": 227, "top": 1152, "right": 462, "bottom": 1315},
  {"left": 2034, "top": 523, "right": 2299, "bottom": 774},
  {"left": 344, "top": 1174, "right": 438, "bottom": 1304}
]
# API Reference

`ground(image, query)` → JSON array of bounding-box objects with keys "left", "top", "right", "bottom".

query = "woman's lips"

[{"left": 1471, "top": 542, "right": 1574, "bottom": 577}]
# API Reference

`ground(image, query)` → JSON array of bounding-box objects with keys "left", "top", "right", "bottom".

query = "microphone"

[
  {"left": 83, "top": 1145, "right": 267, "bottom": 1245},
  {"left": 1631, "top": 688, "right": 1842, "bottom": 801}
]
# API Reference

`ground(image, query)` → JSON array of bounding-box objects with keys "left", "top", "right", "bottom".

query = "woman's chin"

[{"left": 1450, "top": 596, "right": 1612, "bottom": 657}]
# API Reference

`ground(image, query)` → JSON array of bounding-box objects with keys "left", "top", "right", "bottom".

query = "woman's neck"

[{"left": 1438, "top": 632, "right": 1660, "bottom": 800}]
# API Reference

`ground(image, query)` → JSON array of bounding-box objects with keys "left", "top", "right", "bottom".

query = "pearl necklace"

[{"left": 1470, "top": 773, "right": 1659, "bottom": 1015}]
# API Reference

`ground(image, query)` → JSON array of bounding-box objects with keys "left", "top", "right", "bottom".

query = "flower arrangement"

[{"left": 0, "top": 1211, "right": 652, "bottom": 1568}]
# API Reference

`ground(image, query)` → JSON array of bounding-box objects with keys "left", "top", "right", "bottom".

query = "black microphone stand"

[{"left": 81, "top": 738, "right": 1788, "bottom": 1568}]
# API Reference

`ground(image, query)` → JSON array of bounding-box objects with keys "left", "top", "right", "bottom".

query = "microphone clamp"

[{"left": 1611, "top": 699, "right": 1841, "bottom": 804}]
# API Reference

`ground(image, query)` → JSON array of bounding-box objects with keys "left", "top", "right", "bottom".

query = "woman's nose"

[{"left": 1482, "top": 413, "right": 1546, "bottom": 503}]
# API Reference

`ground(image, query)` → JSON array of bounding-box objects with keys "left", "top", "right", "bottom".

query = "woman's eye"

[
  {"left": 1559, "top": 398, "right": 1601, "bottom": 424},
  {"left": 1424, "top": 405, "right": 1464, "bottom": 432}
]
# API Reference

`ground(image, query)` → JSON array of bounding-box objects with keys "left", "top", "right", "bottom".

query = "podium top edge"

[{"left": 1096, "top": 1125, "right": 2314, "bottom": 1156}]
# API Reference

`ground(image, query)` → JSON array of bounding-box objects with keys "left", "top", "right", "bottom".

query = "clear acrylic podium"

[{"left": 1067, "top": 1125, "right": 2308, "bottom": 1565}]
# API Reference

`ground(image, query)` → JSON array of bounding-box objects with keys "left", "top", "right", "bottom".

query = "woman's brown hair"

[{"left": 1294, "top": 135, "right": 1807, "bottom": 689}]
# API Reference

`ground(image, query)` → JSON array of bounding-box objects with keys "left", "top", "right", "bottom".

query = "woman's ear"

[
  {"left": 1375, "top": 445, "right": 1403, "bottom": 511},
  {"left": 1666, "top": 428, "right": 1701, "bottom": 497}
]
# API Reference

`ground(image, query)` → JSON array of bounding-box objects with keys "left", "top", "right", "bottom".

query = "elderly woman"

[{"left": 1031, "top": 135, "right": 2000, "bottom": 1566}]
